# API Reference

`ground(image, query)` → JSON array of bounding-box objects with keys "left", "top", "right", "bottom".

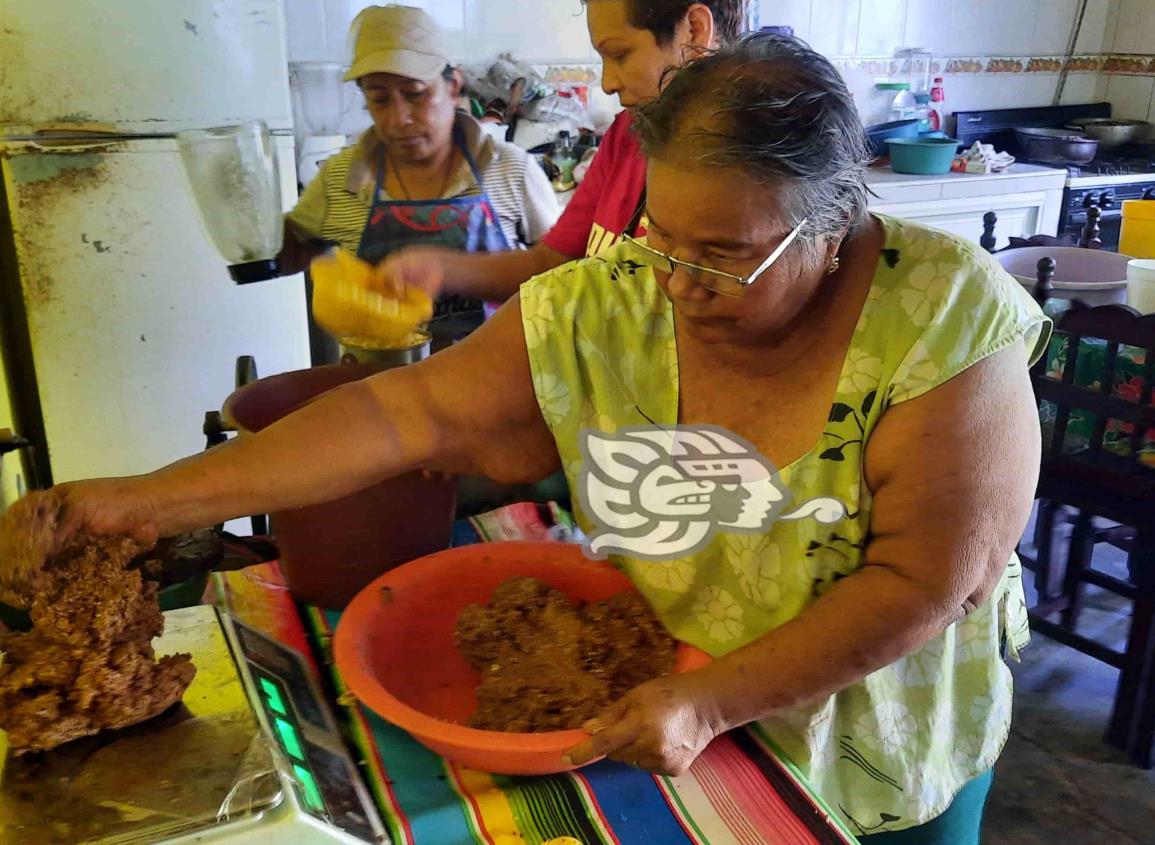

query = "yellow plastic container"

[
  {"left": 310, "top": 248, "right": 433, "bottom": 346},
  {"left": 1120, "top": 200, "right": 1155, "bottom": 259}
]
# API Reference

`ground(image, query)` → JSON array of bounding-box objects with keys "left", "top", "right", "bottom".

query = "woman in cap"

[{"left": 280, "top": 4, "right": 558, "bottom": 347}]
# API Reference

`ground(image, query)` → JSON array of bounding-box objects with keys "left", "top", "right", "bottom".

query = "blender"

[{"left": 177, "top": 120, "right": 285, "bottom": 285}]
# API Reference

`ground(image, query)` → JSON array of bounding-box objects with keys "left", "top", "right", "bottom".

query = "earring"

[{"left": 825, "top": 256, "right": 841, "bottom": 276}]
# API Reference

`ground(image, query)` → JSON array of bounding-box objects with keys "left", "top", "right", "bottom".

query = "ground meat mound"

[
  {"left": 0, "top": 493, "right": 60, "bottom": 608},
  {"left": 454, "top": 577, "right": 677, "bottom": 732},
  {"left": 0, "top": 536, "right": 196, "bottom": 753}
]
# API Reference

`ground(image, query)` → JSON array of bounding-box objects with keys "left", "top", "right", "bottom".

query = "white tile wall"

[
  {"left": 1059, "top": 72, "right": 1102, "bottom": 106},
  {"left": 807, "top": 0, "right": 861, "bottom": 57},
  {"left": 1105, "top": 73, "right": 1155, "bottom": 120},
  {"left": 1033, "top": 0, "right": 1080, "bottom": 55},
  {"left": 462, "top": 0, "right": 594, "bottom": 63},
  {"left": 288, "top": 0, "right": 1126, "bottom": 66},
  {"left": 856, "top": 0, "right": 907, "bottom": 57},
  {"left": 898, "top": 0, "right": 945, "bottom": 55},
  {"left": 1074, "top": 0, "right": 1114, "bottom": 53},
  {"left": 288, "top": 0, "right": 1120, "bottom": 71},
  {"left": 292, "top": 0, "right": 594, "bottom": 65},
  {"left": 284, "top": 0, "right": 330, "bottom": 62},
  {"left": 757, "top": 0, "right": 813, "bottom": 39},
  {"left": 284, "top": 0, "right": 1145, "bottom": 137},
  {"left": 761, "top": 0, "right": 1114, "bottom": 57},
  {"left": 1108, "top": 0, "right": 1155, "bottom": 54},
  {"left": 1100, "top": 0, "right": 1155, "bottom": 122}
]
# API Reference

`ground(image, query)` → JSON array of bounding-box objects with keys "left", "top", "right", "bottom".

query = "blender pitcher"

[{"left": 177, "top": 120, "right": 284, "bottom": 284}]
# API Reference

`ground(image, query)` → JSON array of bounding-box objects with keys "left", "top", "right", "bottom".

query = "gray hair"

[{"left": 632, "top": 33, "right": 872, "bottom": 242}]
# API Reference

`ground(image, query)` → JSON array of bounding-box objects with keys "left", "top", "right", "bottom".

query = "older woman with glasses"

[
  {"left": 1, "top": 35, "right": 1047, "bottom": 844},
  {"left": 621, "top": 200, "right": 809, "bottom": 296}
]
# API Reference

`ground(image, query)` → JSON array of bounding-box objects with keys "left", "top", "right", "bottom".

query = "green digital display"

[
  {"left": 257, "top": 673, "right": 325, "bottom": 815},
  {"left": 275, "top": 717, "right": 305, "bottom": 761},
  {"left": 293, "top": 764, "right": 325, "bottom": 813},
  {"left": 259, "top": 677, "right": 288, "bottom": 716}
]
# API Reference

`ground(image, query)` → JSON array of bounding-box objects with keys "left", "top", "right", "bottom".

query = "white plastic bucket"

[{"left": 1127, "top": 259, "right": 1155, "bottom": 314}]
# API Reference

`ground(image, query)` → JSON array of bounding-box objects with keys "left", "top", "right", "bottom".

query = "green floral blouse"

[{"left": 519, "top": 214, "right": 1050, "bottom": 835}]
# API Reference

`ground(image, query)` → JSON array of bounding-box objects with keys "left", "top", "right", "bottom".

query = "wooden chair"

[
  {"left": 203, "top": 355, "right": 268, "bottom": 537},
  {"left": 1026, "top": 303, "right": 1155, "bottom": 767},
  {"left": 981, "top": 206, "right": 1103, "bottom": 254},
  {"left": 986, "top": 219, "right": 1129, "bottom": 604}
]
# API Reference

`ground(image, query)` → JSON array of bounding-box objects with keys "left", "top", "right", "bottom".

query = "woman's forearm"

[
  {"left": 696, "top": 564, "right": 976, "bottom": 732},
  {"left": 276, "top": 220, "right": 329, "bottom": 276},
  {"left": 136, "top": 375, "right": 435, "bottom": 535},
  {"left": 442, "top": 243, "right": 569, "bottom": 301}
]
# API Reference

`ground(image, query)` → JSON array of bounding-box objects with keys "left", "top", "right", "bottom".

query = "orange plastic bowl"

[{"left": 333, "top": 541, "right": 711, "bottom": 775}]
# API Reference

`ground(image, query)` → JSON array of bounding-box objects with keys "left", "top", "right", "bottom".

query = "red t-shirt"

[{"left": 541, "top": 110, "right": 647, "bottom": 259}]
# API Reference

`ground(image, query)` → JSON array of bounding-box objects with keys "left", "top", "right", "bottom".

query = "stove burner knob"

[
  {"left": 1083, "top": 193, "right": 1100, "bottom": 208},
  {"left": 1100, "top": 192, "right": 1116, "bottom": 209}
]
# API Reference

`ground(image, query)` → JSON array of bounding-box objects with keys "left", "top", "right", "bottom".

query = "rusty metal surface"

[
  {"left": 0, "top": 606, "right": 281, "bottom": 844},
  {"left": 0, "top": 136, "right": 310, "bottom": 485},
  {"left": 0, "top": 1, "right": 292, "bottom": 133}
]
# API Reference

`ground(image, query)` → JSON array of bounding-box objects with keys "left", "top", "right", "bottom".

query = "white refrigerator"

[{"left": 0, "top": 0, "right": 311, "bottom": 492}]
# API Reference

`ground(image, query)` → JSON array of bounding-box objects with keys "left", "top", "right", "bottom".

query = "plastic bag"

[
  {"left": 462, "top": 53, "right": 547, "bottom": 106},
  {"left": 522, "top": 90, "right": 593, "bottom": 133}
]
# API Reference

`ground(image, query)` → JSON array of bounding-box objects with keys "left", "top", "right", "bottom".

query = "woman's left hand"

[{"left": 564, "top": 674, "right": 722, "bottom": 776}]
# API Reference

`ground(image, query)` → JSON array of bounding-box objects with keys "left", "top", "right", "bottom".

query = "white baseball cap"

[{"left": 344, "top": 5, "right": 449, "bottom": 83}]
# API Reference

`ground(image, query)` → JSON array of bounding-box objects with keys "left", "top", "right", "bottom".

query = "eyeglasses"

[{"left": 621, "top": 203, "right": 808, "bottom": 297}]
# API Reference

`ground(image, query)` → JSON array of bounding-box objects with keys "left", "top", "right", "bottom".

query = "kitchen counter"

[
  {"left": 866, "top": 162, "right": 1067, "bottom": 200},
  {"left": 866, "top": 163, "right": 1069, "bottom": 249},
  {"left": 553, "top": 164, "right": 1069, "bottom": 247}
]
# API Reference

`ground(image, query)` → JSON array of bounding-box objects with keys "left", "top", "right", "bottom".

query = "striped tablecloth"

[{"left": 216, "top": 502, "right": 860, "bottom": 845}]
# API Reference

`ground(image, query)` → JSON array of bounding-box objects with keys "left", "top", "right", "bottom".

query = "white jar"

[{"left": 1127, "top": 259, "right": 1155, "bottom": 314}]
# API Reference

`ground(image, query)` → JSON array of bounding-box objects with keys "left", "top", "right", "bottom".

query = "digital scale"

[{"left": 0, "top": 603, "right": 385, "bottom": 844}]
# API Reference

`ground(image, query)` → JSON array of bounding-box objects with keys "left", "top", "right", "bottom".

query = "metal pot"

[
  {"left": 1015, "top": 127, "right": 1099, "bottom": 164},
  {"left": 338, "top": 330, "right": 432, "bottom": 368},
  {"left": 1064, "top": 118, "right": 1151, "bottom": 149},
  {"left": 222, "top": 360, "right": 457, "bottom": 609}
]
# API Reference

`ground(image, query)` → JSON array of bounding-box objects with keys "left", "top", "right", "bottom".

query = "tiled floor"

[{"left": 984, "top": 521, "right": 1155, "bottom": 845}]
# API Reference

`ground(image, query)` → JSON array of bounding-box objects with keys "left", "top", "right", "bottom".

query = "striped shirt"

[{"left": 287, "top": 113, "right": 558, "bottom": 255}]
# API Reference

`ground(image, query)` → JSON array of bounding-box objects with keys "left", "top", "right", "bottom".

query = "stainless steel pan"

[
  {"left": 1015, "top": 127, "right": 1099, "bottom": 164},
  {"left": 1064, "top": 118, "right": 1151, "bottom": 149}
]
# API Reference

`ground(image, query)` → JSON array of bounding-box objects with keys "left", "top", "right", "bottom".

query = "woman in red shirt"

[{"left": 377, "top": 0, "right": 748, "bottom": 302}]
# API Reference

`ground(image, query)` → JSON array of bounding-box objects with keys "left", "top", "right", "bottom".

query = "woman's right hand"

[
  {"left": 373, "top": 245, "right": 453, "bottom": 300},
  {"left": 0, "top": 479, "right": 161, "bottom": 604}
]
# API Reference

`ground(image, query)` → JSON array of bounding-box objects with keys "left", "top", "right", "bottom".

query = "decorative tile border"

[
  {"left": 1101, "top": 54, "right": 1155, "bottom": 75},
  {"left": 1065, "top": 56, "right": 1103, "bottom": 73},
  {"left": 540, "top": 65, "right": 601, "bottom": 85},
  {"left": 1025, "top": 57, "right": 1064, "bottom": 73},
  {"left": 457, "top": 61, "right": 603, "bottom": 92},
  {"left": 500, "top": 52, "right": 1155, "bottom": 93},
  {"left": 940, "top": 58, "right": 986, "bottom": 74},
  {"left": 830, "top": 54, "right": 1108, "bottom": 77}
]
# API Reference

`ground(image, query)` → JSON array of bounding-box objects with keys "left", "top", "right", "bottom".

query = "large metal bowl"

[
  {"left": 1065, "top": 118, "right": 1151, "bottom": 149},
  {"left": 1015, "top": 128, "right": 1099, "bottom": 164}
]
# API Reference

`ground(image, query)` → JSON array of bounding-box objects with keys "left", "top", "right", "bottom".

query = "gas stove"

[
  {"left": 1057, "top": 153, "right": 1155, "bottom": 188},
  {"left": 953, "top": 104, "right": 1155, "bottom": 250}
]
